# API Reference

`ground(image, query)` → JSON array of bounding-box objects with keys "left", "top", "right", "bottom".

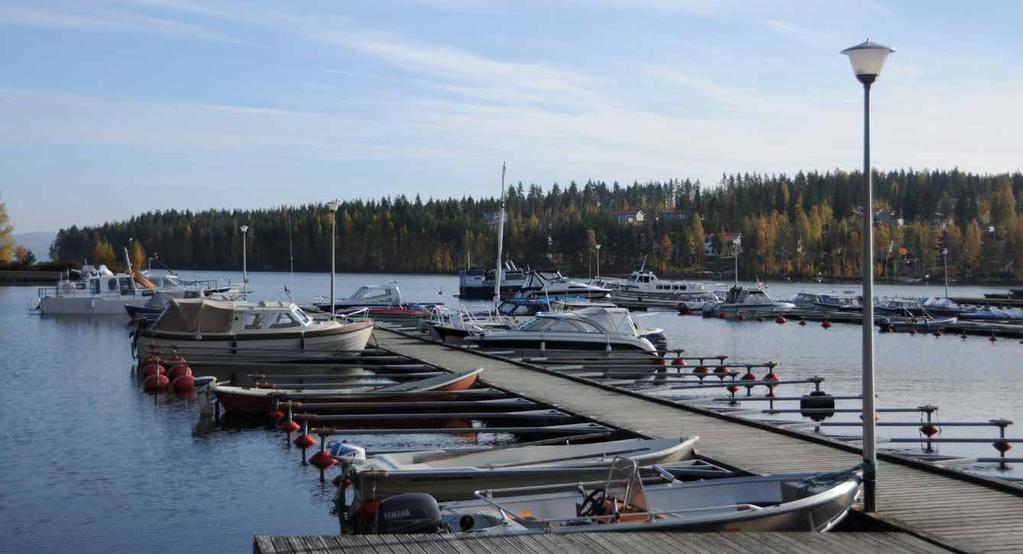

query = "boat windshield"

[
  {"left": 745, "top": 290, "right": 769, "bottom": 302},
  {"left": 293, "top": 308, "right": 311, "bottom": 325},
  {"left": 269, "top": 312, "right": 301, "bottom": 329},
  {"left": 518, "top": 317, "right": 603, "bottom": 334}
]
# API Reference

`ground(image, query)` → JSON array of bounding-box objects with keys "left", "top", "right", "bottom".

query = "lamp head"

[
  {"left": 841, "top": 39, "right": 894, "bottom": 84},
  {"left": 239, "top": 225, "right": 249, "bottom": 233},
  {"left": 327, "top": 200, "right": 340, "bottom": 212}
]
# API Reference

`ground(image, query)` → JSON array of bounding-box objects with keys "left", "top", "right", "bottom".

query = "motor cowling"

[{"left": 375, "top": 493, "right": 442, "bottom": 534}]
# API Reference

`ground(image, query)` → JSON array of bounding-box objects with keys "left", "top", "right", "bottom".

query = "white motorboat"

[
  {"left": 327, "top": 283, "right": 403, "bottom": 309},
  {"left": 135, "top": 298, "right": 374, "bottom": 360},
  {"left": 353, "top": 460, "right": 861, "bottom": 535},
  {"left": 342, "top": 437, "right": 698, "bottom": 502},
  {"left": 36, "top": 263, "right": 206, "bottom": 315},
  {"left": 458, "top": 262, "right": 529, "bottom": 300},
  {"left": 318, "top": 283, "right": 440, "bottom": 324},
  {"left": 463, "top": 306, "right": 658, "bottom": 354},
  {"left": 517, "top": 270, "right": 610, "bottom": 300},
  {"left": 706, "top": 286, "right": 795, "bottom": 317},
  {"left": 791, "top": 291, "right": 861, "bottom": 312},
  {"left": 618, "top": 268, "right": 706, "bottom": 297}
]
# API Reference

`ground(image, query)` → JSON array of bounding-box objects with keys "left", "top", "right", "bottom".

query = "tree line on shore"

[{"left": 49, "top": 168, "right": 1023, "bottom": 282}]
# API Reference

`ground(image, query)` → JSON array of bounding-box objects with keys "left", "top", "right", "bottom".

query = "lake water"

[{"left": 1, "top": 270, "right": 1020, "bottom": 552}]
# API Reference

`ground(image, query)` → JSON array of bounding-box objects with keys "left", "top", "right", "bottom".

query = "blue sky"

[{"left": 1, "top": 0, "right": 1021, "bottom": 232}]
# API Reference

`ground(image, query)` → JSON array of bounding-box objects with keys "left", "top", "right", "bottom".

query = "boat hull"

[
  {"left": 438, "top": 469, "right": 861, "bottom": 535},
  {"left": 213, "top": 368, "right": 482, "bottom": 414},
  {"left": 39, "top": 295, "right": 144, "bottom": 315},
  {"left": 352, "top": 437, "right": 698, "bottom": 501},
  {"left": 136, "top": 321, "right": 374, "bottom": 359}
]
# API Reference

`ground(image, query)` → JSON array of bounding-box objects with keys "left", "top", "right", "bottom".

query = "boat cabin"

[
  {"left": 623, "top": 270, "right": 700, "bottom": 293},
  {"left": 151, "top": 299, "right": 318, "bottom": 336},
  {"left": 725, "top": 286, "right": 773, "bottom": 304},
  {"left": 55, "top": 264, "right": 138, "bottom": 297},
  {"left": 515, "top": 307, "right": 641, "bottom": 337},
  {"left": 342, "top": 284, "right": 402, "bottom": 307}
]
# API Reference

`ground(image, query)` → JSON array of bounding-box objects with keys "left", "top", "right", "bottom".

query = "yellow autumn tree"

[
  {"left": 92, "top": 238, "right": 117, "bottom": 267},
  {"left": 962, "top": 220, "right": 983, "bottom": 277},
  {"left": 130, "top": 241, "right": 146, "bottom": 270},
  {"left": 0, "top": 201, "right": 13, "bottom": 262}
]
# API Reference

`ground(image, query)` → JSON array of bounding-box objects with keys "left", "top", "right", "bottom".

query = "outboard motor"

[{"left": 375, "top": 493, "right": 442, "bottom": 534}]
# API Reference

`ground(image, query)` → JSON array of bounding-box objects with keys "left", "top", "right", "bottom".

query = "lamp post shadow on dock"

[{"left": 841, "top": 38, "right": 894, "bottom": 513}]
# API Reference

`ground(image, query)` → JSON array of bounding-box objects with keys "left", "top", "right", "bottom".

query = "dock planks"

[
  {"left": 253, "top": 531, "right": 949, "bottom": 553},
  {"left": 370, "top": 328, "right": 1023, "bottom": 553}
]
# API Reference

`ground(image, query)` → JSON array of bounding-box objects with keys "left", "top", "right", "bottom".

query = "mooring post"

[
  {"left": 920, "top": 405, "right": 939, "bottom": 452},
  {"left": 992, "top": 419, "right": 1014, "bottom": 470}
]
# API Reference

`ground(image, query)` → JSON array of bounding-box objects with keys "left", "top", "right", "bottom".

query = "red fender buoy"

[
  {"left": 671, "top": 357, "right": 686, "bottom": 367},
  {"left": 270, "top": 410, "right": 285, "bottom": 421},
  {"left": 919, "top": 425, "right": 940, "bottom": 437},
  {"left": 141, "top": 363, "right": 165, "bottom": 379},
  {"left": 172, "top": 374, "right": 195, "bottom": 391},
  {"left": 309, "top": 450, "right": 336, "bottom": 470},
  {"left": 167, "top": 364, "right": 192, "bottom": 380},
  {"left": 821, "top": 320, "right": 832, "bottom": 329},
  {"left": 294, "top": 434, "right": 317, "bottom": 449},
  {"left": 775, "top": 315, "right": 787, "bottom": 324},
  {"left": 283, "top": 420, "right": 301, "bottom": 434},
  {"left": 143, "top": 373, "right": 170, "bottom": 392},
  {"left": 994, "top": 440, "right": 1013, "bottom": 453}
]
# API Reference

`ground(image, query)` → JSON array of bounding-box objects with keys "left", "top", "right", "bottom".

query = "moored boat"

[
  {"left": 319, "top": 283, "right": 439, "bottom": 324},
  {"left": 352, "top": 461, "right": 861, "bottom": 535},
  {"left": 706, "top": 286, "right": 795, "bottom": 317},
  {"left": 464, "top": 306, "right": 658, "bottom": 354},
  {"left": 343, "top": 436, "right": 698, "bottom": 502},
  {"left": 135, "top": 298, "right": 374, "bottom": 360},
  {"left": 212, "top": 368, "right": 483, "bottom": 414}
]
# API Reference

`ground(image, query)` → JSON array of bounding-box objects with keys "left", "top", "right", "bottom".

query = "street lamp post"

[
  {"left": 942, "top": 247, "right": 949, "bottom": 298},
  {"left": 841, "top": 38, "right": 894, "bottom": 513},
  {"left": 594, "top": 244, "right": 602, "bottom": 279},
  {"left": 733, "top": 235, "right": 742, "bottom": 287},
  {"left": 239, "top": 225, "right": 249, "bottom": 300},
  {"left": 327, "top": 201, "right": 340, "bottom": 320}
]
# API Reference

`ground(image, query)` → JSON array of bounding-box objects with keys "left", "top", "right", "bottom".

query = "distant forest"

[{"left": 52, "top": 169, "right": 1023, "bottom": 282}]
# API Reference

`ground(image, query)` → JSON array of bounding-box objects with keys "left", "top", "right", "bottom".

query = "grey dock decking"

[
  {"left": 254, "top": 531, "right": 949, "bottom": 553},
  {"left": 367, "top": 329, "right": 1023, "bottom": 553}
]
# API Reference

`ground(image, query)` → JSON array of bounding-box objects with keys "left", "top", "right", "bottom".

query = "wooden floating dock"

[
  {"left": 372, "top": 329, "right": 1023, "bottom": 553},
  {"left": 254, "top": 531, "right": 948, "bottom": 553}
]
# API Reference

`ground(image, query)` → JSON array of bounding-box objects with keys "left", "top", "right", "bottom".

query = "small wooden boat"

[
  {"left": 345, "top": 437, "right": 698, "bottom": 502},
  {"left": 212, "top": 368, "right": 483, "bottom": 414},
  {"left": 352, "top": 460, "right": 861, "bottom": 534}
]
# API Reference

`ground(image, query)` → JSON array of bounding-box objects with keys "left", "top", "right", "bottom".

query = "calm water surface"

[{"left": 1, "top": 271, "right": 1020, "bottom": 552}]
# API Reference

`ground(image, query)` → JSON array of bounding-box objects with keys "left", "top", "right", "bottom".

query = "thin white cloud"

[
  {"left": 762, "top": 18, "right": 834, "bottom": 45},
  {"left": 588, "top": 0, "right": 749, "bottom": 16},
  {"left": 0, "top": 3, "right": 247, "bottom": 44},
  {"left": 310, "top": 30, "right": 615, "bottom": 111}
]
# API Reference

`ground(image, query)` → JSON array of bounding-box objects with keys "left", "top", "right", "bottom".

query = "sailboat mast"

[
  {"left": 288, "top": 213, "right": 294, "bottom": 275},
  {"left": 493, "top": 162, "right": 507, "bottom": 303}
]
